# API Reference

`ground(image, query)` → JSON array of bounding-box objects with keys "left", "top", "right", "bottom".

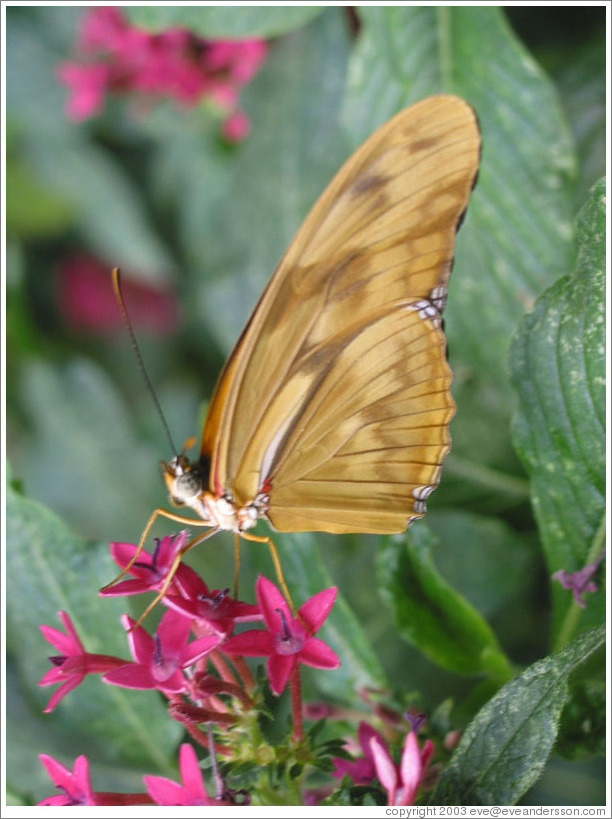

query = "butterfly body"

[
  {"left": 162, "top": 453, "right": 266, "bottom": 533},
  {"left": 169, "top": 95, "right": 480, "bottom": 539}
]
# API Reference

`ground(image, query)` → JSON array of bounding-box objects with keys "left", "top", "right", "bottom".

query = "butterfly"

[{"left": 107, "top": 94, "right": 481, "bottom": 608}]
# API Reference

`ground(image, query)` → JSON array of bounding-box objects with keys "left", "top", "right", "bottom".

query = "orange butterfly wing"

[{"left": 200, "top": 94, "right": 480, "bottom": 533}]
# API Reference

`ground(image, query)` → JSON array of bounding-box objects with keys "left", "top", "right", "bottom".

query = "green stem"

[
  {"left": 553, "top": 515, "right": 606, "bottom": 652},
  {"left": 446, "top": 455, "right": 531, "bottom": 500}
]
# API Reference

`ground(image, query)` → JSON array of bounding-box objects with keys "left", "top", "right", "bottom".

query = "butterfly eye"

[
  {"left": 174, "top": 467, "right": 203, "bottom": 501},
  {"left": 161, "top": 456, "right": 203, "bottom": 507}
]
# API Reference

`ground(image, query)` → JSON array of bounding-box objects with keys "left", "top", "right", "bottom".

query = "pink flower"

[
  {"left": 55, "top": 62, "right": 110, "bottom": 119},
  {"left": 100, "top": 532, "right": 192, "bottom": 597},
  {"left": 57, "top": 6, "right": 267, "bottom": 139},
  {"left": 57, "top": 252, "right": 179, "bottom": 335},
  {"left": 144, "top": 743, "right": 232, "bottom": 806},
  {"left": 221, "top": 576, "right": 340, "bottom": 695},
  {"left": 38, "top": 754, "right": 96, "bottom": 806},
  {"left": 164, "top": 568, "right": 262, "bottom": 636},
  {"left": 38, "top": 611, "right": 124, "bottom": 712},
  {"left": 222, "top": 109, "right": 251, "bottom": 142},
  {"left": 332, "top": 721, "right": 387, "bottom": 783},
  {"left": 370, "top": 730, "right": 434, "bottom": 806},
  {"left": 103, "top": 609, "right": 220, "bottom": 693},
  {"left": 552, "top": 548, "right": 605, "bottom": 608},
  {"left": 38, "top": 753, "right": 155, "bottom": 806}
]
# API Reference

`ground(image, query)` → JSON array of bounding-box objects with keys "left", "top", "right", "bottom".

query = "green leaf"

[
  {"left": 6, "top": 151, "right": 75, "bottom": 239},
  {"left": 510, "top": 178, "right": 605, "bottom": 647},
  {"left": 547, "top": 32, "right": 606, "bottom": 206},
  {"left": 344, "top": 6, "right": 576, "bottom": 500},
  {"left": 29, "top": 137, "right": 177, "bottom": 283},
  {"left": 16, "top": 358, "right": 169, "bottom": 545},
  {"left": 5, "top": 481, "right": 182, "bottom": 801},
  {"left": 432, "top": 625, "right": 604, "bottom": 805},
  {"left": 195, "top": 9, "right": 351, "bottom": 352},
  {"left": 126, "top": 5, "right": 325, "bottom": 38},
  {"left": 555, "top": 675, "right": 606, "bottom": 760},
  {"left": 377, "top": 527, "right": 512, "bottom": 679},
  {"left": 427, "top": 510, "right": 536, "bottom": 619}
]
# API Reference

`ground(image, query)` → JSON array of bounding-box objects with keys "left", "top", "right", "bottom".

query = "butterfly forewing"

[{"left": 200, "top": 94, "right": 480, "bottom": 532}]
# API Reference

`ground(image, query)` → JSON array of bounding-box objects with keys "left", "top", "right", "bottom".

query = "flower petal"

[
  {"left": 181, "top": 634, "right": 221, "bottom": 666},
  {"left": 257, "top": 575, "right": 290, "bottom": 630},
  {"left": 267, "top": 652, "right": 295, "bottom": 695},
  {"left": 299, "top": 637, "right": 340, "bottom": 669},
  {"left": 398, "top": 731, "right": 423, "bottom": 806},
  {"left": 299, "top": 586, "right": 337, "bottom": 633},
  {"left": 358, "top": 722, "right": 388, "bottom": 762},
  {"left": 178, "top": 743, "right": 208, "bottom": 797},
  {"left": 123, "top": 615, "right": 155, "bottom": 663},
  {"left": 39, "top": 623, "right": 77, "bottom": 654},
  {"left": 103, "top": 663, "right": 157, "bottom": 689},
  {"left": 222, "top": 629, "right": 274, "bottom": 656},
  {"left": 144, "top": 775, "right": 186, "bottom": 806},
  {"left": 43, "top": 676, "right": 83, "bottom": 713},
  {"left": 370, "top": 736, "right": 398, "bottom": 805},
  {"left": 157, "top": 608, "right": 192, "bottom": 655}
]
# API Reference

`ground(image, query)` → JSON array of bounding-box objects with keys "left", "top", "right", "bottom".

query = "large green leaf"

[
  {"left": 344, "top": 6, "right": 576, "bottom": 503},
  {"left": 510, "top": 179, "right": 605, "bottom": 646},
  {"left": 432, "top": 625, "right": 604, "bottom": 805},
  {"left": 5, "top": 480, "right": 182, "bottom": 801},
  {"left": 554, "top": 40, "right": 606, "bottom": 207},
  {"left": 377, "top": 527, "right": 512, "bottom": 680},
  {"left": 126, "top": 5, "right": 324, "bottom": 38}
]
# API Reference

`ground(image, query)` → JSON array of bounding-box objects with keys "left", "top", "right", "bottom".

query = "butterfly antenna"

[{"left": 112, "top": 267, "right": 179, "bottom": 459}]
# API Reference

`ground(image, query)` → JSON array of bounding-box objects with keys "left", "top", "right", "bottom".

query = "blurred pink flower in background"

[
  {"left": 57, "top": 252, "right": 179, "bottom": 335},
  {"left": 57, "top": 6, "right": 267, "bottom": 140}
]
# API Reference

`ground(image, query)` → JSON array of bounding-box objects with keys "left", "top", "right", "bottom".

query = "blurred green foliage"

[{"left": 5, "top": 5, "right": 605, "bottom": 807}]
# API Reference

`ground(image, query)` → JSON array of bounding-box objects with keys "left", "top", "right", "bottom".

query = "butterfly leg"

[
  {"left": 129, "top": 525, "right": 222, "bottom": 628},
  {"left": 233, "top": 533, "right": 241, "bottom": 599},
  {"left": 100, "top": 507, "right": 210, "bottom": 592},
  {"left": 240, "top": 531, "right": 297, "bottom": 616}
]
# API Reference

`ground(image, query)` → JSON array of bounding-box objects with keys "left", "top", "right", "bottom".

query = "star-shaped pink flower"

[
  {"left": 221, "top": 576, "right": 340, "bottom": 695},
  {"left": 100, "top": 531, "right": 191, "bottom": 597},
  {"left": 37, "top": 754, "right": 96, "bottom": 806},
  {"left": 103, "top": 609, "right": 220, "bottom": 693},
  {"left": 38, "top": 611, "right": 124, "bottom": 712},
  {"left": 144, "top": 743, "right": 232, "bottom": 806}
]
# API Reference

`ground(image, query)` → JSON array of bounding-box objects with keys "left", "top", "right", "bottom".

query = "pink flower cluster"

[
  {"left": 57, "top": 6, "right": 267, "bottom": 140},
  {"left": 37, "top": 532, "right": 436, "bottom": 806},
  {"left": 37, "top": 532, "right": 340, "bottom": 805}
]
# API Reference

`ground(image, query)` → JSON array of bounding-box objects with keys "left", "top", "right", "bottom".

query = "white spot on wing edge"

[
  {"left": 408, "top": 298, "right": 442, "bottom": 328},
  {"left": 412, "top": 484, "right": 436, "bottom": 514}
]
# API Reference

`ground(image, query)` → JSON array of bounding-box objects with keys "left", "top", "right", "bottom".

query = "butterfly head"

[{"left": 161, "top": 454, "right": 204, "bottom": 508}]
